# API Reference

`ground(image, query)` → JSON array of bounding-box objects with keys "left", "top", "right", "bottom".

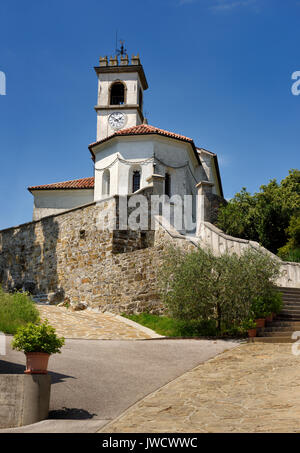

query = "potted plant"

[
  {"left": 242, "top": 319, "right": 257, "bottom": 338},
  {"left": 251, "top": 297, "right": 267, "bottom": 328},
  {"left": 265, "top": 312, "right": 273, "bottom": 323},
  {"left": 11, "top": 320, "right": 65, "bottom": 374},
  {"left": 269, "top": 291, "right": 283, "bottom": 319}
]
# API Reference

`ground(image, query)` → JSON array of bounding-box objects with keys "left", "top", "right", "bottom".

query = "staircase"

[
  {"left": 31, "top": 294, "right": 50, "bottom": 305},
  {"left": 253, "top": 287, "right": 300, "bottom": 343}
]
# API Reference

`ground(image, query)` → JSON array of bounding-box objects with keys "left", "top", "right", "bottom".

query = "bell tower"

[{"left": 94, "top": 53, "right": 148, "bottom": 141}]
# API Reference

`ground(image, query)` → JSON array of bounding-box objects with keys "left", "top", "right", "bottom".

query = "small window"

[
  {"left": 165, "top": 173, "right": 171, "bottom": 198},
  {"left": 110, "top": 82, "right": 125, "bottom": 105},
  {"left": 132, "top": 170, "right": 141, "bottom": 193},
  {"left": 102, "top": 169, "right": 110, "bottom": 195}
]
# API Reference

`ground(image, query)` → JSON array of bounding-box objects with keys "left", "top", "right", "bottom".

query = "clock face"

[{"left": 109, "top": 112, "right": 126, "bottom": 130}]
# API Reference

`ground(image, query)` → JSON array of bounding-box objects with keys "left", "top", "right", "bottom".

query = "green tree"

[
  {"left": 217, "top": 169, "right": 300, "bottom": 256},
  {"left": 159, "top": 246, "right": 280, "bottom": 333}
]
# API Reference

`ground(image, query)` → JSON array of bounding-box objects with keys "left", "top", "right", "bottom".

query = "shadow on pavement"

[
  {"left": 48, "top": 407, "right": 97, "bottom": 420},
  {"left": 0, "top": 359, "right": 75, "bottom": 384}
]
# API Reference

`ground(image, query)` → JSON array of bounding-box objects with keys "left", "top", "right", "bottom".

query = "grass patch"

[
  {"left": 0, "top": 287, "right": 40, "bottom": 334},
  {"left": 122, "top": 313, "right": 229, "bottom": 338}
]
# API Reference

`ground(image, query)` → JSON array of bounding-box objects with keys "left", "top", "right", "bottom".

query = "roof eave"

[{"left": 89, "top": 132, "right": 201, "bottom": 166}]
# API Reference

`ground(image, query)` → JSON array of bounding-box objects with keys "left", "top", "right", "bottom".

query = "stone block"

[{"left": 0, "top": 374, "right": 51, "bottom": 428}]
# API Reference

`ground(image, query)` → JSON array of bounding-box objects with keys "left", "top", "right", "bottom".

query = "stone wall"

[
  {"left": 0, "top": 193, "right": 194, "bottom": 314},
  {"left": 1, "top": 191, "right": 298, "bottom": 315},
  {"left": 197, "top": 221, "right": 300, "bottom": 288}
]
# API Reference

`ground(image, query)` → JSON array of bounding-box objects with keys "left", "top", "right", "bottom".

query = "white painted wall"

[
  {"left": 96, "top": 72, "right": 144, "bottom": 141},
  {"left": 32, "top": 189, "right": 94, "bottom": 220},
  {"left": 93, "top": 134, "right": 208, "bottom": 226}
]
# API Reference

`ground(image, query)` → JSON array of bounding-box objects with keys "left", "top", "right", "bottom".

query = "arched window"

[
  {"left": 102, "top": 169, "right": 110, "bottom": 195},
  {"left": 132, "top": 170, "right": 141, "bottom": 193},
  {"left": 110, "top": 82, "right": 125, "bottom": 105},
  {"left": 165, "top": 173, "right": 171, "bottom": 198}
]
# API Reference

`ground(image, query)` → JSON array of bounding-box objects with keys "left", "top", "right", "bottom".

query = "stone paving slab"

[
  {"left": 100, "top": 343, "right": 300, "bottom": 433},
  {"left": 37, "top": 305, "right": 153, "bottom": 340}
]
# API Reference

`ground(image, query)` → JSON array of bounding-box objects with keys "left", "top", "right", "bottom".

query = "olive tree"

[{"left": 159, "top": 245, "right": 281, "bottom": 333}]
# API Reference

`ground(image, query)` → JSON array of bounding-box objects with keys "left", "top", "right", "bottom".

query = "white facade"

[
  {"left": 95, "top": 72, "right": 145, "bottom": 141},
  {"left": 29, "top": 54, "right": 224, "bottom": 224},
  {"left": 32, "top": 189, "right": 94, "bottom": 221}
]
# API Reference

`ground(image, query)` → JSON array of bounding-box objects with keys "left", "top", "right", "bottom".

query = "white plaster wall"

[
  {"left": 96, "top": 71, "right": 144, "bottom": 141},
  {"left": 97, "top": 72, "right": 142, "bottom": 106},
  {"left": 198, "top": 150, "right": 221, "bottom": 196},
  {"left": 93, "top": 135, "right": 207, "bottom": 219},
  {"left": 93, "top": 137, "right": 154, "bottom": 201},
  {"left": 32, "top": 189, "right": 94, "bottom": 221},
  {"left": 97, "top": 109, "right": 142, "bottom": 143},
  {"left": 153, "top": 137, "right": 206, "bottom": 198}
]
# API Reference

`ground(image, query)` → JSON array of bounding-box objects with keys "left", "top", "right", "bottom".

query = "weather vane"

[
  {"left": 115, "top": 32, "right": 127, "bottom": 57},
  {"left": 116, "top": 40, "right": 127, "bottom": 56}
]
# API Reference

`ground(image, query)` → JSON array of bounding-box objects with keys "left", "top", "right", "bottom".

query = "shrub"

[
  {"left": 159, "top": 245, "right": 281, "bottom": 334},
  {"left": 251, "top": 297, "right": 269, "bottom": 319},
  {"left": 250, "top": 290, "right": 283, "bottom": 319},
  {"left": 0, "top": 287, "right": 40, "bottom": 334},
  {"left": 11, "top": 320, "right": 65, "bottom": 355},
  {"left": 241, "top": 318, "right": 257, "bottom": 331}
]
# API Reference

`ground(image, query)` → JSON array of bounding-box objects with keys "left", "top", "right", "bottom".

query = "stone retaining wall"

[
  {"left": 198, "top": 221, "right": 300, "bottom": 288},
  {"left": 0, "top": 194, "right": 194, "bottom": 314},
  {"left": 0, "top": 374, "right": 51, "bottom": 428},
  {"left": 0, "top": 193, "right": 298, "bottom": 314}
]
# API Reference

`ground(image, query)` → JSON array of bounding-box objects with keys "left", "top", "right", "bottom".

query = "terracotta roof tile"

[
  {"left": 88, "top": 124, "right": 200, "bottom": 165},
  {"left": 28, "top": 177, "right": 94, "bottom": 191},
  {"left": 89, "top": 124, "right": 194, "bottom": 149}
]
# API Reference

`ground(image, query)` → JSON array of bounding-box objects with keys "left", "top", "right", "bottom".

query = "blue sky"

[{"left": 0, "top": 0, "right": 299, "bottom": 229}]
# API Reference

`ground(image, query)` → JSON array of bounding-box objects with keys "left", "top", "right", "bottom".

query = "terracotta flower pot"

[
  {"left": 255, "top": 318, "right": 265, "bottom": 328},
  {"left": 248, "top": 329, "right": 257, "bottom": 338},
  {"left": 266, "top": 314, "right": 273, "bottom": 323},
  {"left": 25, "top": 352, "right": 50, "bottom": 374}
]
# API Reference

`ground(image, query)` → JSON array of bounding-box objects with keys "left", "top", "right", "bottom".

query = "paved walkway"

[
  {"left": 100, "top": 343, "right": 300, "bottom": 433},
  {"left": 37, "top": 305, "right": 153, "bottom": 340},
  {"left": 0, "top": 338, "right": 238, "bottom": 433}
]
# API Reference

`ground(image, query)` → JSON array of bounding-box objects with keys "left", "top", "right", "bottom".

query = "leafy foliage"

[
  {"left": 159, "top": 245, "right": 281, "bottom": 334},
  {"left": 250, "top": 291, "right": 283, "bottom": 319},
  {"left": 278, "top": 215, "right": 300, "bottom": 262},
  {"left": 0, "top": 287, "right": 40, "bottom": 334},
  {"left": 217, "top": 169, "right": 300, "bottom": 256},
  {"left": 12, "top": 320, "right": 65, "bottom": 355}
]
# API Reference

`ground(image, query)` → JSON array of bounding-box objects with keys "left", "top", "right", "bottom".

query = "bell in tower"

[{"left": 94, "top": 48, "right": 148, "bottom": 141}]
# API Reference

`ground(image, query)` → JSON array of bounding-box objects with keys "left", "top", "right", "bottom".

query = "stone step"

[
  {"left": 250, "top": 336, "right": 297, "bottom": 343},
  {"left": 32, "top": 294, "right": 50, "bottom": 305},
  {"left": 267, "top": 321, "right": 300, "bottom": 327},
  {"left": 282, "top": 306, "right": 300, "bottom": 311},
  {"left": 277, "top": 288, "right": 300, "bottom": 296},
  {"left": 282, "top": 296, "right": 300, "bottom": 302},
  {"left": 257, "top": 331, "right": 295, "bottom": 337},
  {"left": 277, "top": 316, "right": 300, "bottom": 321},
  {"left": 282, "top": 293, "right": 300, "bottom": 298},
  {"left": 263, "top": 326, "right": 300, "bottom": 332},
  {"left": 283, "top": 304, "right": 300, "bottom": 310}
]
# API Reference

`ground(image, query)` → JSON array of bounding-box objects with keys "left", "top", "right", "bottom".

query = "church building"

[{"left": 28, "top": 53, "right": 224, "bottom": 227}]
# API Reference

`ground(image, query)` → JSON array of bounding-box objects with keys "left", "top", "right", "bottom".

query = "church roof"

[
  {"left": 88, "top": 124, "right": 201, "bottom": 164},
  {"left": 28, "top": 177, "right": 94, "bottom": 191}
]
